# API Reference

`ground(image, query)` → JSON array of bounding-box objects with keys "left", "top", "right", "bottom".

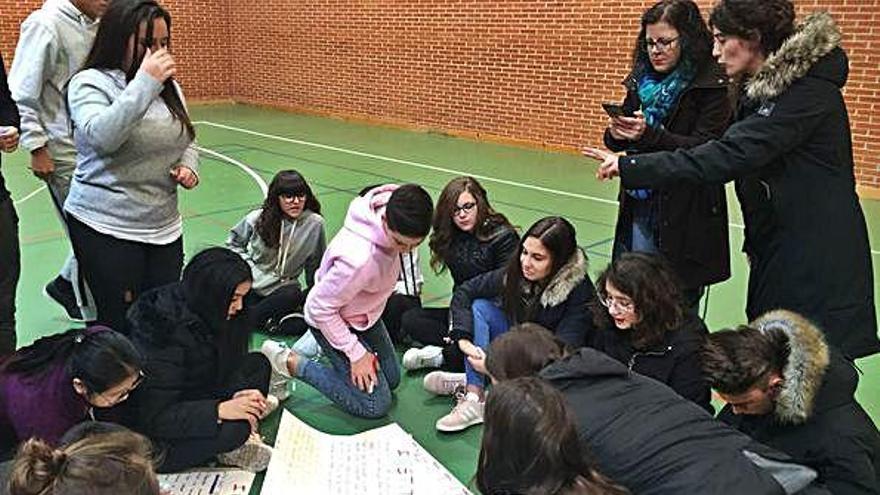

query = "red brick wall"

[{"left": 2, "top": 1, "right": 879, "bottom": 188}]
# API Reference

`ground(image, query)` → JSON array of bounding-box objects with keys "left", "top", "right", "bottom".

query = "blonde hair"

[{"left": 9, "top": 431, "right": 160, "bottom": 495}]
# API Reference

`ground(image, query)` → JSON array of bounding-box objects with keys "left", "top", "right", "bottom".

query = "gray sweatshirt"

[
  {"left": 9, "top": 0, "right": 98, "bottom": 165},
  {"left": 227, "top": 208, "right": 327, "bottom": 297},
  {"left": 65, "top": 68, "right": 198, "bottom": 243}
]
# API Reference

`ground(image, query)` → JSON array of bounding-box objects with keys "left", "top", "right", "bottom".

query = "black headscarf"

[{"left": 181, "top": 247, "right": 252, "bottom": 382}]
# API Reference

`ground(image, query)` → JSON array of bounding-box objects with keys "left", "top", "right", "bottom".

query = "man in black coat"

[
  {"left": 486, "top": 323, "right": 828, "bottom": 495},
  {"left": 703, "top": 310, "right": 880, "bottom": 494},
  {"left": 0, "top": 53, "right": 21, "bottom": 356}
]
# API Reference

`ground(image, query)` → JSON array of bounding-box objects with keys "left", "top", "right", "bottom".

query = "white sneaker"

[
  {"left": 423, "top": 371, "right": 467, "bottom": 396},
  {"left": 402, "top": 345, "right": 444, "bottom": 371},
  {"left": 436, "top": 392, "right": 484, "bottom": 432},
  {"left": 260, "top": 394, "right": 280, "bottom": 420},
  {"left": 268, "top": 370, "right": 291, "bottom": 401},
  {"left": 261, "top": 340, "right": 293, "bottom": 378},
  {"left": 217, "top": 433, "right": 273, "bottom": 472}
]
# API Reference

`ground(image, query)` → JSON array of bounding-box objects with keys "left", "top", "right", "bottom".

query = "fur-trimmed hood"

[
  {"left": 746, "top": 11, "right": 845, "bottom": 102},
  {"left": 752, "top": 310, "right": 831, "bottom": 424},
  {"left": 540, "top": 249, "right": 587, "bottom": 308}
]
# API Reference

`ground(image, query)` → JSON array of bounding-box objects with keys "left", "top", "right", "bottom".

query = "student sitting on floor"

[
  {"left": 262, "top": 184, "right": 433, "bottom": 419},
  {"left": 588, "top": 252, "right": 712, "bottom": 411},
  {"left": 478, "top": 376, "right": 629, "bottom": 495},
  {"left": 702, "top": 310, "right": 880, "bottom": 494},
  {"left": 485, "top": 323, "right": 830, "bottom": 495},
  {"left": 429, "top": 216, "right": 595, "bottom": 432},
  {"left": 126, "top": 248, "right": 275, "bottom": 473},
  {"left": 0, "top": 326, "right": 143, "bottom": 458},
  {"left": 227, "top": 169, "right": 326, "bottom": 336},
  {"left": 7, "top": 429, "right": 160, "bottom": 495},
  {"left": 400, "top": 176, "right": 518, "bottom": 373}
]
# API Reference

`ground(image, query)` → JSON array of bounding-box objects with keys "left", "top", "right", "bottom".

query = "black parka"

[{"left": 619, "top": 13, "right": 879, "bottom": 358}]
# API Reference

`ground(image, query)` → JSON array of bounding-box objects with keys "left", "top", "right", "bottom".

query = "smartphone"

[{"left": 602, "top": 102, "right": 634, "bottom": 118}]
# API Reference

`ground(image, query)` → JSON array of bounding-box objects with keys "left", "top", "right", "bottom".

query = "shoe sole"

[
  {"left": 42, "top": 287, "right": 86, "bottom": 323},
  {"left": 436, "top": 417, "right": 483, "bottom": 433}
]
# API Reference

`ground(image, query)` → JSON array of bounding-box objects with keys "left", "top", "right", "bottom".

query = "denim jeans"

[
  {"left": 466, "top": 299, "right": 510, "bottom": 389},
  {"left": 299, "top": 319, "right": 401, "bottom": 419}
]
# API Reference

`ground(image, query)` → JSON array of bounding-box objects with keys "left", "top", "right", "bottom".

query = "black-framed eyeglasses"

[
  {"left": 452, "top": 201, "right": 477, "bottom": 215},
  {"left": 280, "top": 192, "right": 307, "bottom": 201},
  {"left": 95, "top": 370, "right": 145, "bottom": 407},
  {"left": 645, "top": 37, "right": 679, "bottom": 52}
]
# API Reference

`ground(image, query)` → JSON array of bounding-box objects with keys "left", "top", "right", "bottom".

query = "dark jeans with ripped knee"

[{"left": 66, "top": 215, "right": 182, "bottom": 333}]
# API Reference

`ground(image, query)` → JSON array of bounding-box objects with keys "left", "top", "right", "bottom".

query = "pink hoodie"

[{"left": 304, "top": 184, "right": 402, "bottom": 362}]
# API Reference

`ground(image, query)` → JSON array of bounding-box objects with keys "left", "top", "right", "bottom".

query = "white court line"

[
  {"left": 195, "top": 121, "right": 880, "bottom": 256},
  {"left": 13, "top": 184, "right": 47, "bottom": 205},
  {"left": 196, "top": 145, "right": 268, "bottom": 196}
]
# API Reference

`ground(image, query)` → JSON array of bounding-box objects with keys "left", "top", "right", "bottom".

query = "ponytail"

[{"left": 9, "top": 432, "right": 160, "bottom": 495}]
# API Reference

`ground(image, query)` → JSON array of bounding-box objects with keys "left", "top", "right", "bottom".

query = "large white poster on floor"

[{"left": 261, "top": 410, "right": 472, "bottom": 495}]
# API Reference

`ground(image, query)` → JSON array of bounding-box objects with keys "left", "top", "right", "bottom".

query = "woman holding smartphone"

[{"left": 600, "top": 0, "right": 732, "bottom": 312}]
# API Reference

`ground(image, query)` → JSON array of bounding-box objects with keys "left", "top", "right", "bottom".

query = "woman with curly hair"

[{"left": 589, "top": 253, "right": 711, "bottom": 411}]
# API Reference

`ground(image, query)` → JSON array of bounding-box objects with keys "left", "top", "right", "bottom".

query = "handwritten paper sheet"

[
  {"left": 261, "top": 410, "right": 472, "bottom": 495},
  {"left": 158, "top": 468, "right": 255, "bottom": 495}
]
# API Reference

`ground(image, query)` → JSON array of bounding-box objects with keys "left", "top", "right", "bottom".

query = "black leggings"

[
  {"left": 66, "top": 216, "right": 183, "bottom": 333},
  {"left": 156, "top": 353, "right": 271, "bottom": 473},
  {"left": 0, "top": 198, "right": 19, "bottom": 355},
  {"left": 400, "top": 306, "right": 464, "bottom": 371},
  {"left": 382, "top": 294, "right": 421, "bottom": 344}
]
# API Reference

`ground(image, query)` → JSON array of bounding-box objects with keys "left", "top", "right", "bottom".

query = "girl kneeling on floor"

[
  {"left": 126, "top": 247, "right": 274, "bottom": 473},
  {"left": 431, "top": 216, "right": 596, "bottom": 432}
]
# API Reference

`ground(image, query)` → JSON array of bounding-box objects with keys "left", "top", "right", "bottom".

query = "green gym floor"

[{"left": 6, "top": 103, "right": 880, "bottom": 493}]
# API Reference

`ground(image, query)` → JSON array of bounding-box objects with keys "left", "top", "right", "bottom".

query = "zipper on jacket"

[{"left": 627, "top": 345, "right": 673, "bottom": 371}]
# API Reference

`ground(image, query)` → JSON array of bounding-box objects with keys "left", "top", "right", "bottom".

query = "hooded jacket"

[
  {"left": 719, "top": 310, "right": 880, "bottom": 495},
  {"left": 448, "top": 249, "right": 594, "bottom": 347},
  {"left": 540, "top": 348, "right": 819, "bottom": 495},
  {"left": 227, "top": 208, "right": 326, "bottom": 297},
  {"left": 9, "top": 0, "right": 97, "bottom": 167},
  {"left": 618, "top": 12, "right": 878, "bottom": 359},
  {"left": 304, "top": 184, "right": 402, "bottom": 362},
  {"left": 126, "top": 249, "right": 251, "bottom": 440}
]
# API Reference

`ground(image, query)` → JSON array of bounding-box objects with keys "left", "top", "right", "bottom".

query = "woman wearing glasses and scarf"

[
  {"left": 588, "top": 253, "right": 712, "bottom": 412},
  {"left": 601, "top": 0, "right": 732, "bottom": 313}
]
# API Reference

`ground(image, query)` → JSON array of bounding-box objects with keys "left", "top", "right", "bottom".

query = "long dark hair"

[
  {"left": 594, "top": 253, "right": 684, "bottom": 349},
  {"left": 429, "top": 176, "right": 514, "bottom": 274},
  {"left": 486, "top": 323, "right": 569, "bottom": 382},
  {"left": 631, "top": 0, "right": 714, "bottom": 76},
  {"left": 254, "top": 170, "right": 321, "bottom": 248},
  {"left": 181, "top": 248, "right": 252, "bottom": 382},
  {"left": 501, "top": 217, "right": 577, "bottom": 322},
  {"left": 709, "top": 0, "right": 795, "bottom": 56},
  {"left": 9, "top": 431, "right": 160, "bottom": 495},
  {"left": 81, "top": 0, "right": 195, "bottom": 141},
  {"left": 478, "top": 377, "right": 629, "bottom": 495},
  {"left": 0, "top": 327, "right": 143, "bottom": 395}
]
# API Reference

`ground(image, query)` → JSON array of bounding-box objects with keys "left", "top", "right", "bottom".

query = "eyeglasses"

[
  {"left": 280, "top": 192, "right": 307, "bottom": 202},
  {"left": 645, "top": 37, "right": 679, "bottom": 53},
  {"left": 452, "top": 202, "right": 476, "bottom": 216},
  {"left": 598, "top": 294, "right": 635, "bottom": 314},
  {"left": 95, "top": 371, "right": 145, "bottom": 407}
]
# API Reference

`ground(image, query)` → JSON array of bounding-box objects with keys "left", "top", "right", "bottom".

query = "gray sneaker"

[
  {"left": 423, "top": 371, "right": 467, "bottom": 396},
  {"left": 217, "top": 434, "right": 273, "bottom": 472}
]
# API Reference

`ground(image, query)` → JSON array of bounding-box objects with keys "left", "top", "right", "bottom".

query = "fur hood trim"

[
  {"left": 752, "top": 310, "right": 830, "bottom": 424},
  {"left": 540, "top": 249, "right": 587, "bottom": 308},
  {"left": 746, "top": 11, "right": 841, "bottom": 102}
]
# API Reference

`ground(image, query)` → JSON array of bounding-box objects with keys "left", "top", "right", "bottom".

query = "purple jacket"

[{"left": 0, "top": 360, "right": 90, "bottom": 450}]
